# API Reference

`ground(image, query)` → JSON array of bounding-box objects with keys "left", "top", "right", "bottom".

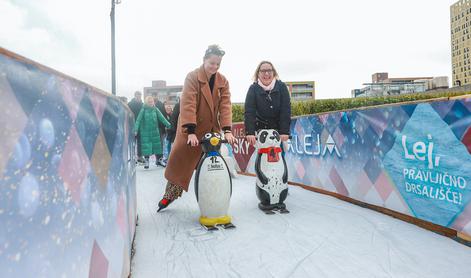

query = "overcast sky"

[{"left": 0, "top": 0, "right": 456, "bottom": 102}]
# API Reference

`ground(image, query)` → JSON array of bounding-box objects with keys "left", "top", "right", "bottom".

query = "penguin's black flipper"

[
  {"left": 255, "top": 154, "right": 268, "bottom": 184},
  {"left": 282, "top": 156, "right": 288, "bottom": 184}
]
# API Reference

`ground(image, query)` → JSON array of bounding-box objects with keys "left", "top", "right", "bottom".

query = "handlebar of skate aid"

[{"left": 196, "top": 139, "right": 229, "bottom": 144}]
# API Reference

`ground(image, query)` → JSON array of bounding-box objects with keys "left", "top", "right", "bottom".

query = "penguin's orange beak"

[{"left": 210, "top": 137, "right": 219, "bottom": 146}]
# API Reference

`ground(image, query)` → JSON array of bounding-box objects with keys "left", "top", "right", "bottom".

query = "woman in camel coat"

[{"left": 158, "top": 45, "right": 236, "bottom": 212}]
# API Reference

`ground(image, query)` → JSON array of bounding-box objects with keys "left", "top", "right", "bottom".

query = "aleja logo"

[
  {"left": 287, "top": 134, "right": 341, "bottom": 158},
  {"left": 402, "top": 134, "right": 440, "bottom": 169}
]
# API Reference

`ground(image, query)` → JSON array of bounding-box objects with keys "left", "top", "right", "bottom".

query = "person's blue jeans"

[{"left": 166, "top": 138, "right": 172, "bottom": 160}]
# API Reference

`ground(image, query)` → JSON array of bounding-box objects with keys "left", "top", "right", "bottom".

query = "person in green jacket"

[{"left": 134, "top": 96, "right": 171, "bottom": 169}]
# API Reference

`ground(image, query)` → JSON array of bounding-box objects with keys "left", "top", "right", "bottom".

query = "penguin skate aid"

[
  {"left": 254, "top": 129, "right": 290, "bottom": 214},
  {"left": 194, "top": 132, "right": 235, "bottom": 229},
  {"left": 157, "top": 132, "right": 235, "bottom": 229}
]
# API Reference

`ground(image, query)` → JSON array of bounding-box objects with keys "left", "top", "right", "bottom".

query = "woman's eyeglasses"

[{"left": 259, "top": 69, "right": 274, "bottom": 74}]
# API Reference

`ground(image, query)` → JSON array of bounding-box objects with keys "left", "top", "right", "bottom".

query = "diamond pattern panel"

[
  {"left": 102, "top": 98, "right": 120, "bottom": 155},
  {"left": 431, "top": 100, "right": 455, "bottom": 118},
  {"left": 75, "top": 91, "right": 100, "bottom": 159},
  {"left": 294, "top": 118, "right": 304, "bottom": 137},
  {"left": 89, "top": 92, "right": 108, "bottom": 125},
  {"left": 1, "top": 56, "right": 46, "bottom": 116},
  {"left": 400, "top": 103, "right": 417, "bottom": 118},
  {"left": 463, "top": 97, "right": 471, "bottom": 112},
  {"left": 451, "top": 201, "right": 471, "bottom": 233},
  {"left": 108, "top": 108, "right": 127, "bottom": 187},
  {"left": 363, "top": 156, "right": 382, "bottom": 184},
  {"left": 332, "top": 127, "right": 345, "bottom": 148},
  {"left": 384, "top": 190, "right": 411, "bottom": 215},
  {"left": 442, "top": 100, "right": 471, "bottom": 140},
  {"left": 462, "top": 127, "right": 471, "bottom": 154},
  {"left": 91, "top": 129, "right": 112, "bottom": 189},
  {"left": 318, "top": 114, "right": 329, "bottom": 125},
  {"left": 0, "top": 75, "right": 27, "bottom": 179},
  {"left": 362, "top": 126, "right": 379, "bottom": 150},
  {"left": 364, "top": 186, "right": 384, "bottom": 207},
  {"left": 353, "top": 113, "right": 369, "bottom": 138},
  {"left": 325, "top": 114, "right": 339, "bottom": 134},
  {"left": 58, "top": 127, "right": 90, "bottom": 204},
  {"left": 278, "top": 100, "right": 469, "bottom": 239},
  {"left": 295, "top": 160, "right": 305, "bottom": 180},
  {"left": 59, "top": 78, "right": 84, "bottom": 122},
  {"left": 117, "top": 192, "right": 127, "bottom": 237},
  {"left": 329, "top": 166, "right": 349, "bottom": 196},
  {"left": 374, "top": 171, "right": 394, "bottom": 201},
  {"left": 89, "top": 240, "right": 109, "bottom": 278},
  {"left": 363, "top": 109, "right": 388, "bottom": 137},
  {"left": 1, "top": 50, "right": 136, "bottom": 277},
  {"left": 377, "top": 127, "right": 396, "bottom": 157},
  {"left": 242, "top": 97, "right": 471, "bottom": 238},
  {"left": 353, "top": 171, "right": 374, "bottom": 200}
]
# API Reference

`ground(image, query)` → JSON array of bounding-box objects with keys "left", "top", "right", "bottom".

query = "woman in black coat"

[{"left": 244, "top": 61, "right": 291, "bottom": 146}]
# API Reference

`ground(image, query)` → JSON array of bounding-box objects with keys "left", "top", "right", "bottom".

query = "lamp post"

[{"left": 110, "top": 0, "right": 121, "bottom": 95}]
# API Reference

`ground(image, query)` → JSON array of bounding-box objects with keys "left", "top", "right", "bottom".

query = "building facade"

[
  {"left": 451, "top": 0, "right": 471, "bottom": 86},
  {"left": 143, "top": 80, "right": 182, "bottom": 105},
  {"left": 284, "top": 81, "right": 315, "bottom": 101},
  {"left": 352, "top": 73, "right": 449, "bottom": 98}
]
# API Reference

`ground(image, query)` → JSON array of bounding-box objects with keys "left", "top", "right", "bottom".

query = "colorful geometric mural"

[
  {"left": 0, "top": 48, "right": 137, "bottom": 277},
  {"left": 237, "top": 97, "right": 471, "bottom": 239}
]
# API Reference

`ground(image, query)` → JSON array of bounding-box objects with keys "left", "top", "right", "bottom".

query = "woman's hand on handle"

[
  {"left": 246, "top": 135, "right": 257, "bottom": 146},
  {"left": 187, "top": 134, "right": 199, "bottom": 146},
  {"left": 224, "top": 132, "right": 236, "bottom": 145},
  {"left": 280, "top": 134, "right": 290, "bottom": 142}
]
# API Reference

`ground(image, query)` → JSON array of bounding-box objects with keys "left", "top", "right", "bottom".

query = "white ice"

[{"left": 131, "top": 165, "right": 471, "bottom": 278}]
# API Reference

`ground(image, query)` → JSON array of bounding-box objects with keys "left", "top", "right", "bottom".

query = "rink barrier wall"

[
  {"left": 239, "top": 171, "right": 459, "bottom": 240},
  {"left": 0, "top": 48, "right": 137, "bottom": 277},
  {"left": 231, "top": 96, "right": 471, "bottom": 245}
]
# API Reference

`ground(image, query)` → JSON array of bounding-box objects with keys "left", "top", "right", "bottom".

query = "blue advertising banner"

[
  {"left": 383, "top": 104, "right": 471, "bottom": 227},
  {"left": 241, "top": 98, "right": 471, "bottom": 239},
  {"left": 0, "top": 48, "right": 137, "bottom": 277}
]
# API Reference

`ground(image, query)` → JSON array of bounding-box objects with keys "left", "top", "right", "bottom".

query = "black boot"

[{"left": 157, "top": 198, "right": 173, "bottom": 212}]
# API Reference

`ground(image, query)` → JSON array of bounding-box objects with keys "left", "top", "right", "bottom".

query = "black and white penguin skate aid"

[
  {"left": 195, "top": 132, "right": 235, "bottom": 230},
  {"left": 255, "top": 129, "right": 289, "bottom": 214}
]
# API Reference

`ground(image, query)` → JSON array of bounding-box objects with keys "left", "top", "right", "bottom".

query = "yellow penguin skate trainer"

[{"left": 194, "top": 132, "right": 235, "bottom": 231}]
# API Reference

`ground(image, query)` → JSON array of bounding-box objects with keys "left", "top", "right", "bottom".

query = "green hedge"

[{"left": 232, "top": 91, "right": 471, "bottom": 122}]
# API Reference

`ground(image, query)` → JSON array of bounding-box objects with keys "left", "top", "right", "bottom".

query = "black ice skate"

[{"left": 157, "top": 198, "right": 173, "bottom": 212}]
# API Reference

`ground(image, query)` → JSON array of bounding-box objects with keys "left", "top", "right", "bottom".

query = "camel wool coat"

[{"left": 164, "top": 65, "right": 232, "bottom": 191}]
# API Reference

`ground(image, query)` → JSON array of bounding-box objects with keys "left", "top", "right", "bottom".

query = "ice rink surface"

[{"left": 131, "top": 165, "right": 471, "bottom": 278}]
